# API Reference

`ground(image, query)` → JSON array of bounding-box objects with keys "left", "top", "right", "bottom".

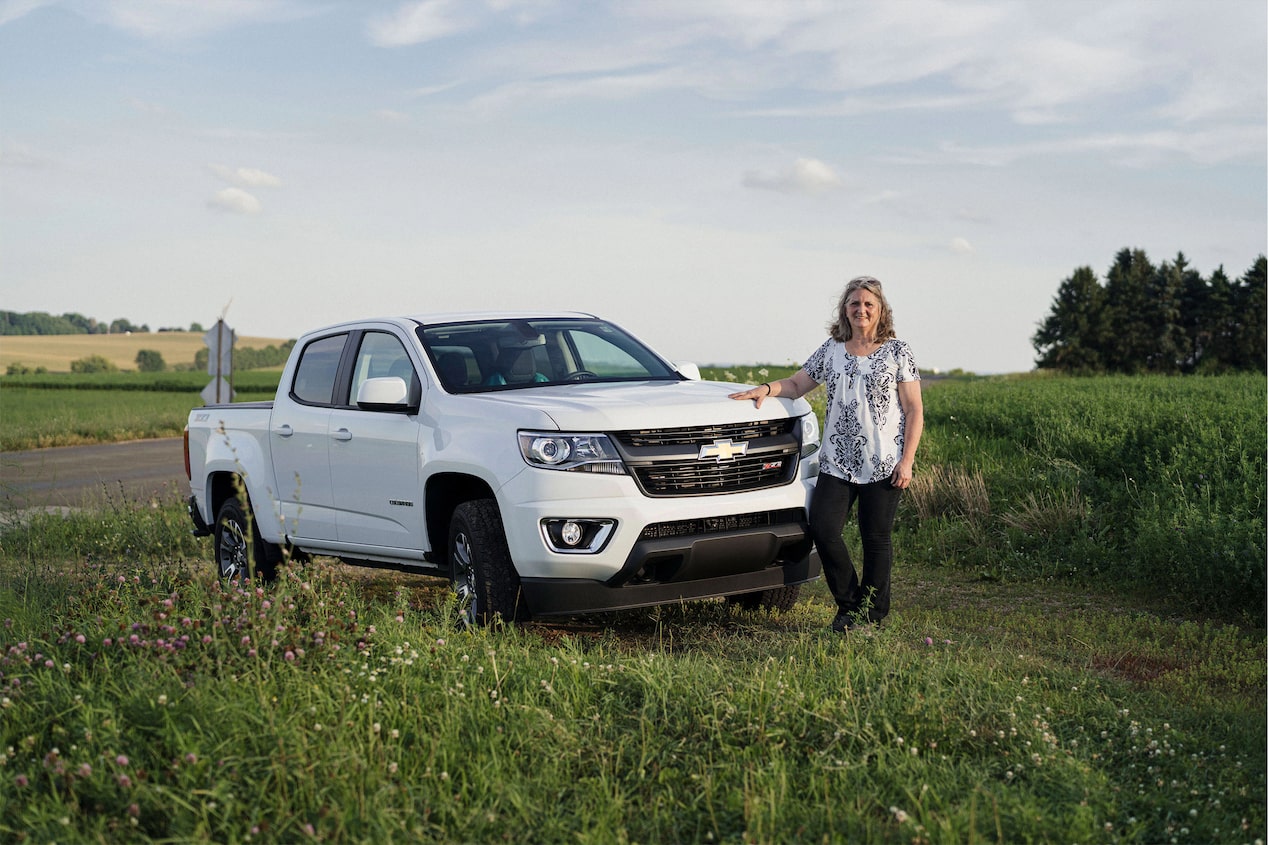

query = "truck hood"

[{"left": 464, "top": 379, "right": 811, "bottom": 431}]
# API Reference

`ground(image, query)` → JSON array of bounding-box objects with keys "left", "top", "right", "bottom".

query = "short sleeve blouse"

[{"left": 802, "top": 338, "right": 920, "bottom": 483}]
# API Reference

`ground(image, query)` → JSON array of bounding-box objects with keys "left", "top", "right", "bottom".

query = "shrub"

[
  {"left": 135, "top": 349, "right": 166, "bottom": 372},
  {"left": 70, "top": 354, "right": 119, "bottom": 374}
]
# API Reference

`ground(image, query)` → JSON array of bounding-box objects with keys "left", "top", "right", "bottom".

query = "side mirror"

[
  {"left": 674, "top": 361, "right": 702, "bottom": 380},
  {"left": 356, "top": 376, "right": 415, "bottom": 412}
]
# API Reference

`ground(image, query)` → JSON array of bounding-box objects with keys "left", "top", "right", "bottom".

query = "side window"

[
  {"left": 291, "top": 334, "right": 347, "bottom": 406},
  {"left": 569, "top": 330, "right": 644, "bottom": 376},
  {"left": 350, "top": 332, "right": 416, "bottom": 405}
]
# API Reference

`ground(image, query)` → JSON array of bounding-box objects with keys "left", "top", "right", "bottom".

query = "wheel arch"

[
  {"left": 205, "top": 470, "right": 283, "bottom": 545},
  {"left": 424, "top": 472, "right": 498, "bottom": 562}
]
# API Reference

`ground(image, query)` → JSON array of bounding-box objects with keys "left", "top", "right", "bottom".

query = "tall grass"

[
  {"left": 902, "top": 373, "right": 1266, "bottom": 623},
  {"left": 0, "top": 520, "right": 1262, "bottom": 843}
]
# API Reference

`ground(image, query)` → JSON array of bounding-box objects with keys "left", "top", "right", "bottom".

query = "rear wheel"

[
  {"left": 213, "top": 495, "right": 279, "bottom": 582},
  {"left": 449, "top": 499, "right": 526, "bottom": 626},
  {"left": 727, "top": 584, "right": 801, "bottom": 614}
]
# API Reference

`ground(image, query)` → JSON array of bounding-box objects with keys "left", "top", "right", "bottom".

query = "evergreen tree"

[
  {"left": 1033, "top": 266, "right": 1106, "bottom": 372},
  {"left": 1144, "top": 253, "right": 1193, "bottom": 373},
  {"left": 1187, "top": 266, "right": 1236, "bottom": 372},
  {"left": 1101, "top": 248, "right": 1156, "bottom": 374},
  {"left": 1230, "top": 257, "right": 1267, "bottom": 371}
]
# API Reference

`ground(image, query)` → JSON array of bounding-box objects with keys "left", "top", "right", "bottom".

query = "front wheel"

[
  {"left": 449, "top": 499, "right": 526, "bottom": 626},
  {"left": 213, "top": 495, "right": 279, "bottom": 582},
  {"left": 726, "top": 584, "right": 801, "bottom": 614}
]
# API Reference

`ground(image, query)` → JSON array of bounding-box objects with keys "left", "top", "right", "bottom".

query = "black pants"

[{"left": 809, "top": 474, "right": 903, "bottom": 623}]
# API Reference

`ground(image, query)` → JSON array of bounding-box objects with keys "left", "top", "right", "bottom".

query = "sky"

[{"left": 1, "top": 1, "right": 1264, "bottom": 374}]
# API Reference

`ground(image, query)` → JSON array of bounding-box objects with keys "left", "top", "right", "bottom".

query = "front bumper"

[
  {"left": 522, "top": 535, "right": 821, "bottom": 616},
  {"left": 522, "top": 518, "right": 820, "bottom": 616}
]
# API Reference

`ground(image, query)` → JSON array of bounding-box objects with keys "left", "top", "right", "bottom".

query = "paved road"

[{"left": 0, "top": 438, "right": 188, "bottom": 511}]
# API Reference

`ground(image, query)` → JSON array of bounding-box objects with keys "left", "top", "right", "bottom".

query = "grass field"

[
  {"left": 0, "top": 370, "right": 1263, "bottom": 843},
  {"left": 0, "top": 515, "right": 1262, "bottom": 843},
  {"left": 0, "top": 333, "right": 291, "bottom": 374}
]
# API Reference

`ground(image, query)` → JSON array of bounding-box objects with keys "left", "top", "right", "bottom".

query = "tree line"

[
  {"left": 0, "top": 311, "right": 202, "bottom": 336},
  {"left": 1033, "top": 249, "right": 1266, "bottom": 374}
]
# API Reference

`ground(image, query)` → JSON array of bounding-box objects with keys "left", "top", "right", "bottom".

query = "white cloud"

[
  {"left": 85, "top": 0, "right": 314, "bottom": 41},
  {"left": 208, "top": 188, "right": 262, "bottom": 215},
  {"left": 208, "top": 165, "right": 282, "bottom": 188},
  {"left": 368, "top": 0, "right": 474, "bottom": 47},
  {"left": 950, "top": 237, "right": 974, "bottom": 255},
  {"left": 0, "top": 141, "right": 54, "bottom": 169},
  {"left": 933, "top": 125, "right": 1264, "bottom": 169},
  {"left": 0, "top": 0, "right": 53, "bottom": 27},
  {"left": 742, "top": 158, "right": 843, "bottom": 195}
]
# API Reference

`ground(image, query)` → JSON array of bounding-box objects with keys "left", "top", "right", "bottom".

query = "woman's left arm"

[{"left": 891, "top": 380, "right": 924, "bottom": 489}]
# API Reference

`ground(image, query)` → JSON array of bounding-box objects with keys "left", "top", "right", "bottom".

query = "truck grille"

[
  {"left": 639, "top": 508, "right": 805, "bottom": 540},
  {"left": 612, "top": 420, "right": 801, "bottom": 497},
  {"left": 617, "top": 420, "right": 791, "bottom": 448}
]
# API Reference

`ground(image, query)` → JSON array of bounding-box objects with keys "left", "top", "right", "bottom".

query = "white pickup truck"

[{"left": 184, "top": 312, "right": 821, "bottom": 624}]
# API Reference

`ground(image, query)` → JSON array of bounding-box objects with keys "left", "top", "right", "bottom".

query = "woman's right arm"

[{"left": 729, "top": 369, "right": 818, "bottom": 408}]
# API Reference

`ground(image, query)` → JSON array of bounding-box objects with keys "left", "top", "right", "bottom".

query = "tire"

[
  {"left": 213, "top": 495, "right": 279, "bottom": 582},
  {"left": 449, "top": 499, "right": 526, "bottom": 626},
  {"left": 727, "top": 584, "right": 801, "bottom": 614}
]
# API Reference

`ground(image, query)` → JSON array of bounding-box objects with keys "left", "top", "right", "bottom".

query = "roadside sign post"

[{"left": 202, "top": 319, "right": 236, "bottom": 403}]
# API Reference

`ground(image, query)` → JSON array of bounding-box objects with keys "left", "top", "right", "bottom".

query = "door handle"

[
  {"left": 332, "top": 428, "right": 353, "bottom": 441},
  {"left": 274, "top": 424, "right": 293, "bottom": 438}
]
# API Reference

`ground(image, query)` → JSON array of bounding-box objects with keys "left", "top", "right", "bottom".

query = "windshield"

[{"left": 417, "top": 318, "right": 682, "bottom": 393}]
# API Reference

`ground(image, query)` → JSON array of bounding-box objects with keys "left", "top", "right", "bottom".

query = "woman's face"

[{"left": 846, "top": 287, "right": 882, "bottom": 336}]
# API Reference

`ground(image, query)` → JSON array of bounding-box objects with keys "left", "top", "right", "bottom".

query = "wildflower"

[{"left": 14, "top": 774, "right": 28, "bottom": 787}]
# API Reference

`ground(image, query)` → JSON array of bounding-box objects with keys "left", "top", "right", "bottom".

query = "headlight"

[
  {"left": 799, "top": 413, "right": 820, "bottom": 458},
  {"left": 518, "top": 431, "right": 627, "bottom": 475}
]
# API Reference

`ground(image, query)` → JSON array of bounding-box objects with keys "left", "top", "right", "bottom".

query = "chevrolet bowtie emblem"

[{"left": 699, "top": 438, "right": 748, "bottom": 462}]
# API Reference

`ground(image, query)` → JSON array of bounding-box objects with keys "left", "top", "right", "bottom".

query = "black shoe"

[{"left": 831, "top": 611, "right": 860, "bottom": 633}]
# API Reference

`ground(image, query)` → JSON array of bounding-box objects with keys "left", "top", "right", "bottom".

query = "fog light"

[
  {"left": 541, "top": 518, "right": 616, "bottom": 554},
  {"left": 560, "top": 520, "right": 583, "bottom": 547}
]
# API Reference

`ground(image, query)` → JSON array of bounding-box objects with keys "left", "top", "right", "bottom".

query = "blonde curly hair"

[{"left": 828, "top": 275, "right": 896, "bottom": 343}]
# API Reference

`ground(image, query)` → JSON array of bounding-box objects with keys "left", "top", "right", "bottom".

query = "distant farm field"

[{"left": 0, "top": 332, "right": 292, "bottom": 373}]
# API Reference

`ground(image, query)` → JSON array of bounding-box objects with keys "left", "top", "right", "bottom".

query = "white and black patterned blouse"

[{"left": 802, "top": 337, "right": 920, "bottom": 484}]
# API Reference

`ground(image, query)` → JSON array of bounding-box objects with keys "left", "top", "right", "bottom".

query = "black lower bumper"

[{"left": 520, "top": 520, "right": 821, "bottom": 616}]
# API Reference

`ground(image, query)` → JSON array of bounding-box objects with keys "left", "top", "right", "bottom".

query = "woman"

[{"left": 730, "top": 276, "right": 923, "bottom": 632}]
